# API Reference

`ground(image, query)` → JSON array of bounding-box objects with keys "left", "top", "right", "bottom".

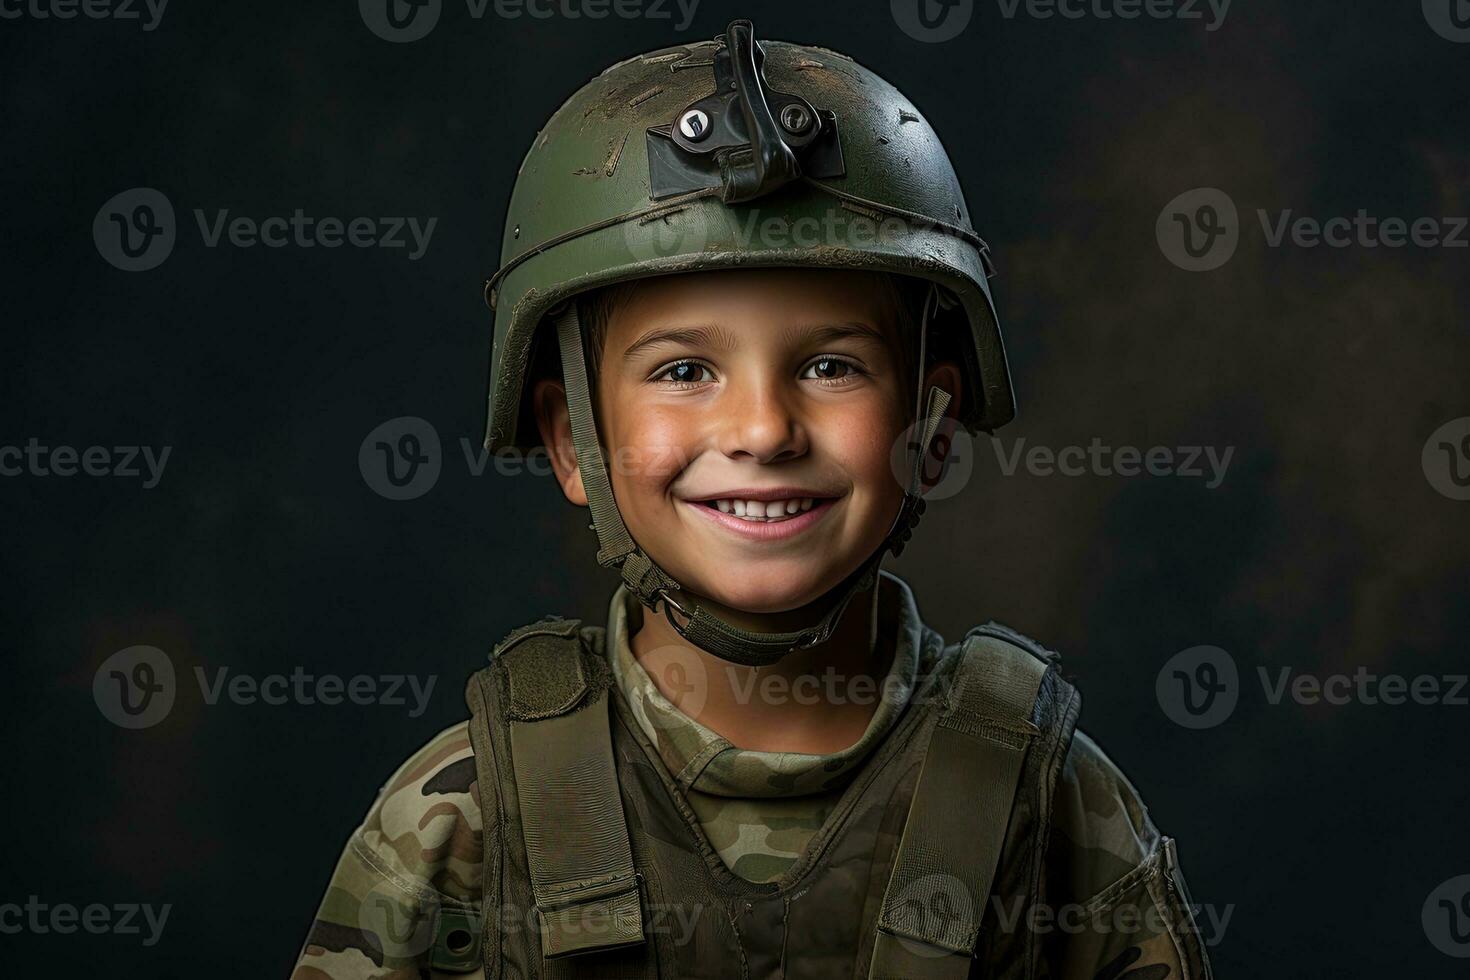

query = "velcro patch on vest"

[
  {"left": 965, "top": 621, "right": 1062, "bottom": 665},
  {"left": 493, "top": 618, "right": 592, "bottom": 721}
]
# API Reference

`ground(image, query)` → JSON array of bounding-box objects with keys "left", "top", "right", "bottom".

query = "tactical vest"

[{"left": 451, "top": 617, "right": 1080, "bottom": 980}]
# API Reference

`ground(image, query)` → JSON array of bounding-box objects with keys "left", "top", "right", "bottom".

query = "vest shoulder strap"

[
  {"left": 467, "top": 615, "right": 645, "bottom": 963},
  {"left": 869, "top": 624, "right": 1069, "bottom": 980}
]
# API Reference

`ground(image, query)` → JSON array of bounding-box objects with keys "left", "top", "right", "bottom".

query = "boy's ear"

[
  {"left": 531, "top": 378, "right": 589, "bottom": 507},
  {"left": 923, "top": 360, "right": 963, "bottom": 423},
  {"left": 918, "top": 360, "right": 964, "bottom": 493}
]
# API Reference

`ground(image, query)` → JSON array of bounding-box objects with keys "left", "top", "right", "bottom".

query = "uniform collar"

[{"left": 606, "top": 569, "right": 923, "bottom": 798}]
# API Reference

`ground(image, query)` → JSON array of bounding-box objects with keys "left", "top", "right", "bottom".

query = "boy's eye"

[
  {"left": 801, "top": 356, "right": 860, "bottom": 382},
  {"left": 653, "top": 360, "right": 714, "bottom": 386}
]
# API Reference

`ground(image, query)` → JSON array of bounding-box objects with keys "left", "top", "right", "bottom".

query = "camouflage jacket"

[{"left": 291, "top": 576, "right": 1214, "bottom": 979}]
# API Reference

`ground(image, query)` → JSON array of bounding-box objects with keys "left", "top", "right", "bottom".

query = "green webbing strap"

[
  {"left": 868, "top": 635, "right": 1048, "bottom": 980},
  {"left": 552, "top": 302, "right": 951, "bottom": 666},
  {"left": 673, "top": 550, "right": 878, "bottom": 663},
  {"left": 552, "top": 303, "right": 663, "bottom": 582},
  {"left": 502, "top": 631, "right": 645, "bottom": 959}
]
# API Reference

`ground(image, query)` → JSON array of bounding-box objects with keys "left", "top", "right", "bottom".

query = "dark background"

[{"left": 2, "top": 0, "right": 1467, "bottom": 976}]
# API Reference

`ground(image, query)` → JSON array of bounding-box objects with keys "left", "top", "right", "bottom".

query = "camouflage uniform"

[
  {"left": 290, "top": 571, "right": 1212, "bottom": 979},
  {"left": 292, "top": 20, "right": 1213, "bottom": 978}
]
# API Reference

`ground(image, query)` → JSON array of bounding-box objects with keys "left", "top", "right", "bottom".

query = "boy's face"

[{"left": 535, "top": 268, "right": 959, "bottom": 617}]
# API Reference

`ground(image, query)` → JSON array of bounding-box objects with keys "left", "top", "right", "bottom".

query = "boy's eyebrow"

[
  {"left": 621, "top": 324, "right": 739, "bottom": 361},
  {"left": 621, "top": 321, "right": 889, "bottom": 361},
  {"left": 792, "top": 321, "right": 891, "bottom": 349}
]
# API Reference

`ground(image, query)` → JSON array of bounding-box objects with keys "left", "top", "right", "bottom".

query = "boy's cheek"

[
  {"left": 819, "top": 415, "right": 904, "bottom": 486},
  {"left": 608, "top": 424, "right": 697, "bottom": 485}
]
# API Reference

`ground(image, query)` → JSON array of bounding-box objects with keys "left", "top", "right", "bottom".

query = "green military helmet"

[
  {"left": 484, "top": 20, "right": 1013, "bottom": 447},
  {"left": 482, "top": 19, "right": 1013, "bottom": 667}
]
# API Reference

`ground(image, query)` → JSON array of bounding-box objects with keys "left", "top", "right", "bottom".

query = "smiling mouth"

[
  {"left": 697, "top": 496, "right": 823, "bottom": 523},
  {"left": 680, "top": 488, "right": 846, "bottom": 531}
]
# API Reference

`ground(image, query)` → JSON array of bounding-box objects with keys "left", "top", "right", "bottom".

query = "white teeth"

[{"left": 703, "top": 496, "right": 822, "bottom": 522}]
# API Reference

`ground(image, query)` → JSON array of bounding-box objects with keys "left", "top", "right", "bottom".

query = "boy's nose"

[{"left": 716, "top": 382, "right": 809, "bottom": 464}]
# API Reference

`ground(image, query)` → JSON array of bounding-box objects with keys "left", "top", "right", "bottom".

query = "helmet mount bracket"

[{"left": 646, "top": 19, "right": 846, "bottom": 202}]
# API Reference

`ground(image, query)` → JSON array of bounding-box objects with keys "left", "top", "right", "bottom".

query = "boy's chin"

[{"left": 680, "top": 567, "right": 852, "bottom": 618}]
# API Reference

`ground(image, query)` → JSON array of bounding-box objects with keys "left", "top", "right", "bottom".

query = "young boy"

[{"left": 292, "top": 19, "right": 1213, "bottom": 980}]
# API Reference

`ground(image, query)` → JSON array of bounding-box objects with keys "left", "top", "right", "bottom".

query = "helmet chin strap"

[{"left": 551, "top": 284, "right": 952, "bottom": 668}]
